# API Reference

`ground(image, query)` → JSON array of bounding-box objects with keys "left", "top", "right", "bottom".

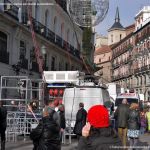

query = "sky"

[{"left": 95, "top": 0, "right": 150, "bottom": 36}]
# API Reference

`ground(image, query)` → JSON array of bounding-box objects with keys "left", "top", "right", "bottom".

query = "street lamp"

[{"left": 41, "top": 45, "right": 47, "bottom": 70}]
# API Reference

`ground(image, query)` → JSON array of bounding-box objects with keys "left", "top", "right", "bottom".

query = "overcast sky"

[{"left": 95, "top": 0, "right": 150, "bottom": 36}]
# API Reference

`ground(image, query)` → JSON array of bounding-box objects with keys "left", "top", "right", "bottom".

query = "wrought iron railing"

[{"left": 4, "top": 0, "right": 19, "bottom": 20}]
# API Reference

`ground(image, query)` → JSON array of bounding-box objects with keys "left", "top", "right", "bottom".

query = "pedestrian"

[
  {"left": 78, "top": 105, "right": 122, "bottom": 150},
  {"left": 54, "top": 99, "right": 59, "bottom": 112},
  {"left": 114, "top": 98, "right": 129, "bottom": 147},
  {"left": 140, "top": 110, "right": 146, "bottom": 135},
  {"left": 30, "top": 106, "right": 61, "bottom": 150},
  {"left": 146, "top": 107, "right": 150, "bottom": 133},
  {"left": 73, "top": 102, "right": 87, "bottom": 140},
  {"left": 0, "top": 101, "right": 7, "bottom": 150},
  {"left": 127, "top": 103, "right": 140, "bottom": 149},
  {"left": 47, "top": 99, "right": 60, "bottom": 126},
  {"left": 59, "top": 104, "right": 66, "bottom": 143}
]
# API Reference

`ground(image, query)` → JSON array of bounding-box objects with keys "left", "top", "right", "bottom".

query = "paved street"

[
  {"left": 4, "top": 134, "right": 150, "bottom": 150},
  {"left": 5, "top": 136, "right": 78, "bottom": 150}
]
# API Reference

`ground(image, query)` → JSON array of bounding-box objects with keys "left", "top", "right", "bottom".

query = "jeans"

[
  {"left": 140, "top": 127, "right": 145, "bottom": 135},
  {"left": 118, "top": 128, "right": 127, "bottom": 146}
]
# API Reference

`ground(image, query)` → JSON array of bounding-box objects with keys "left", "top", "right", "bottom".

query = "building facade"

[
  {"left": 94, "top": 45, "right": 112, "bottom": 83},
  {"left": 112, "top": 33, "right": 134, "bottom": 89},
  {"left": 111, "top": 6, "right": 150, "bottom": 100},
  {"left": 0, "top": 0, "right": 83, "bottom": 79},
  {"left": 132, "top": 6, "right": 150, "bottom": 100}
]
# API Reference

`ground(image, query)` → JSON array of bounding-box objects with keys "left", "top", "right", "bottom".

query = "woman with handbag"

[{"left": 30, "top": 107, "right": 61, "bottom": 150}]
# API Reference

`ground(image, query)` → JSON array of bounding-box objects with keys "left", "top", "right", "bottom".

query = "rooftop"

[
  {"left": 108, "top": 7, "right": 125, "bottom": 31},
  {"left": 95, "top": 45, "right": 111, "bottom": 55}
]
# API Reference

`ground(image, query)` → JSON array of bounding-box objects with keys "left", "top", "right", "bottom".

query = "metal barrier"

[
  {"left": 6, "top": 112, "right": 41, "bottom": 142},
  {"left": 63, "top": 119, "right": 76, "bottom": 144}
]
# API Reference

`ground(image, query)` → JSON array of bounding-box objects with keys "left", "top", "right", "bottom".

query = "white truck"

[
  {"left": 43, "top": 71, "right": 111, "bottom": 120},
  {"left": 63, "top": 84, "right": 110, "bottom": 120}
]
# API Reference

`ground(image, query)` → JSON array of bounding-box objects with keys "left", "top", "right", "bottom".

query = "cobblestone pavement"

[{"left": 5, "top": 133, "right": 150, "bottom": 150}]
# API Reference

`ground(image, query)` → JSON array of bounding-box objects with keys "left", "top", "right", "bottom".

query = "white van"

[
  {"left": 63, "top": 85, "right": 110, "bottom": 120},
  {"left": 115, "top": 92, "right": 140, "bottom": 107}
]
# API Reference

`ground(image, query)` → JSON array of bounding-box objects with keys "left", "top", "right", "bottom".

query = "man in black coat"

[
  {"left": 114, "top": 98, "right": 129, "bottom": 147},
  {"left": 74, "top": 103, "right": 87, "bottom": 140},
  {"left": 0, "top": 101, "right": 7, "bottom": 150}
]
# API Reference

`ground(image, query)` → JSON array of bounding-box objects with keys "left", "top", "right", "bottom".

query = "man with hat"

[{"left": 78, "top": 105, "right": 122, "bottom": 149}]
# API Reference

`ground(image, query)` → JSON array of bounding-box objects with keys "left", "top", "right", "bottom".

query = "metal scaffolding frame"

[{"left": 0, "top": 76, "right": 44, "bottom": 141}]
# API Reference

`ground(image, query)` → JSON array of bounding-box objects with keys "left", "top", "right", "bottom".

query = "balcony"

[
  {"left": 55, "top": 35, "right": 63, "bottom": 48},
  {"left": 2, "top": 2, "right": 81, "bottom": 60},
  {"left": 46, "top": 29, "right": 55, "bottom": 43},
  {"left": 31, "top": 62, "right": 39, "bottom": 72},
  {"left": 134, "top": 65, "right": 150, "bottom": 74},
  {"left": 4, "top": 0, "right": 19, "bottom": 20},
  {"left": 113, "top": 45, "right": 133, "bottom": 59},
  {"left": 0, "top": 51, "right": 9, "bottom": 64},
  {"left": 112, "top": 63, "right": 120, "bottom": 69}
]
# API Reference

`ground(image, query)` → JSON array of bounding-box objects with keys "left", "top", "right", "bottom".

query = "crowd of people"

[{"left": 0, "top": 98, "right": 150, "bottom": 150}]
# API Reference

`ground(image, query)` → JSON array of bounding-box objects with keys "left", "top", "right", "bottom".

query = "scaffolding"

[
  {"left": 0, "top": 76, "right": 44, "bottom": 141},
  {"left": 69, "top": 0, "right": 109, "bottom": 27}
]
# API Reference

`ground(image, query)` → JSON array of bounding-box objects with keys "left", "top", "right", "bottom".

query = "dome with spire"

[{"left": 108, "top": 7, "right": 125, "bottom": 31}]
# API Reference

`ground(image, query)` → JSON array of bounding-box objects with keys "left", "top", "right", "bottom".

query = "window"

[
  {"left": 45, "top": 10, "right": 50, "bottom": 28},
  {"left": 53, "top": 16, "right": 57, "bottom": 34},
  {"left": 59, "top": 62, "right": 62, "bottom": 71},
  {"left": 111, "top": 35, "right": 113, "bottom": 43},
  {"left": 0, "top": 31, "right": 7, "bottom": 52},
  {"left": 35, "top": 3, "right": 40, "bottom": 21},
  {"left": 99, "top": 59, "right": 101, "bottom": 63},
  {"left": 51, "top": 56, "right": 55, "bottom": 71},
  {"left": 65, "top": 62, "right": 68, "bottom": 70},
  {"left": 61, "top": 23, "right": 64, "bottom": 39},
  {"left": 20, "top": 41, "right": 26, "bottom": 59},
  {"left": 67, "top": 29, "right": 70, "bottom": 42},
  {"left": 120, "top": 34, "right": 122, "bottom": 40},
  {"left": 30, "top": 47, "right": 36, "bottom": 62}
]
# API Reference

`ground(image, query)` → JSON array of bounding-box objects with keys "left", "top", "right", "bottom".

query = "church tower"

[{"left": 108, "top": 7, "right": 126, "bottom": 45}]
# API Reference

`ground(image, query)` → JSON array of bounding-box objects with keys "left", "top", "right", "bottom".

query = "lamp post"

[{"left": 41, "top": 45, "right": 47, "bottom": 70}]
